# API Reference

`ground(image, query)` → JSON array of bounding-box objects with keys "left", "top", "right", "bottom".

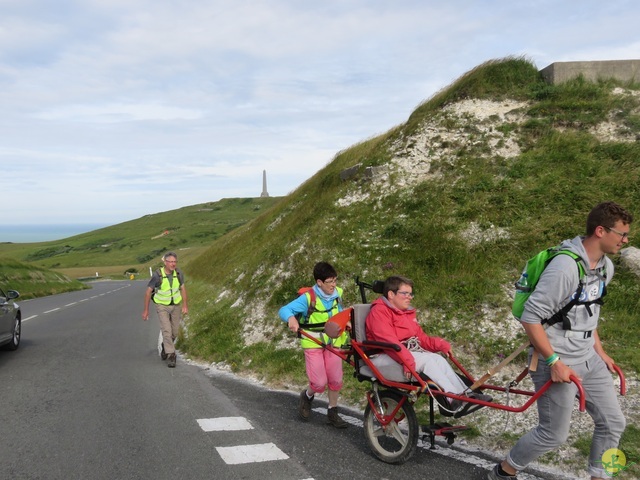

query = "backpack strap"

[
  {"left": 545, "top": 283, "right": 584, "bottom": 330},
  {"left": 299, "top": 288, "right": 341, "bottom": 331},
  {"left": 306, "top": 288, "right": 317, "bottom": 320},
  {"left": 543, "top": 256, "right": 606, "bottom": 330}
]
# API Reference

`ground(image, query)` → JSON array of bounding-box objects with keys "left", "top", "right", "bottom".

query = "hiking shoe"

[
  {"left": 449, "top": 398, "right": 464, "bottom": 412},
  {"left": 450, "top": 392, "right": 494, "bottom": 418},
  {"left": 469, "top": 392, "right": 493, "bottom": 403},
  {"left": 327, "top": 407, "right": 348, "bottom": 429},
  {"left": 298, "top": 390, "right": 313, "bottom": 420},
  {"left": 160, "top": 343, "right": 168, "bottom": 360},
  {"left": 487, "top": 463, "right": 518, "bottom": 479},
  {"left": 167, "top": 353, "right": 176, "bottom": 368}
]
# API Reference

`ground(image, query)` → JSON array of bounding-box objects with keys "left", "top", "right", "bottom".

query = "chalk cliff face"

[{"left": 337, "top": 91, "right": 639, "bottom": 207}]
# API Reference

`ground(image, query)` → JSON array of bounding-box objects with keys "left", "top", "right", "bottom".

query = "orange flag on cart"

[{"left": 324, "top": 307, "right": 353, "bottom": 338}]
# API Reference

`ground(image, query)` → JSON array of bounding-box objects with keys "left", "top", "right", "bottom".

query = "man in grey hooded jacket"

[{"left": 489, "top": 201, "right": 633, "bottom": 480}]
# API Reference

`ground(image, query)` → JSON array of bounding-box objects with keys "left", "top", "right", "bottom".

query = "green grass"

[
  {"left": 0, "top": 257, "right": 87, "bottom": 299},
  {"left": 573, "top": 424, "right": 640, "bottom": 475},
  {"left": 405, "top": 56, "right": 541, "bottom": 136}
]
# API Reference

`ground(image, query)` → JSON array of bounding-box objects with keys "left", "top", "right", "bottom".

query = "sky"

[{"left": 1, "top": 0, "right": 638, "bottom": 227}]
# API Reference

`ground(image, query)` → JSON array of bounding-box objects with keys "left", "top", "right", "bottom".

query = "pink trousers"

[{"left": 303, "top": 348, "right": 344, "bottom": 393}]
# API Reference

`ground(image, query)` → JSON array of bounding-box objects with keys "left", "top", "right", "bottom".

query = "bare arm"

[
  {"left": 287, "top": 316, "right": 299, "bottom": 333},
  {"left": 142, "top": 287, "right": 153, "bottom": 321},
  {"left": 593, "top": 330, "right": 615, "bottom": 372},
  {"left": 180, "top": 284, "right": 188, "bottom": 315}
]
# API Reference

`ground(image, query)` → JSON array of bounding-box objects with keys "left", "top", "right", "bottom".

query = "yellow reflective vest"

[
  {"left": 299, "top": 287, "right": 349, "bottom": 349},
  {"left": 153, "top": 269, "right": 183, "bottom": 305}
]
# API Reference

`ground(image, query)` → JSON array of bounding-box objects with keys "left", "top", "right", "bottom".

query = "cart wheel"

[{"left": 363, "top": 390, "right": 418, "bottom": 464}]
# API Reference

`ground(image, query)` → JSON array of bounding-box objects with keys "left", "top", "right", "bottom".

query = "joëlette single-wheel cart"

[{"left": 296, "top": 277, "right": 626, "bottom": 465}]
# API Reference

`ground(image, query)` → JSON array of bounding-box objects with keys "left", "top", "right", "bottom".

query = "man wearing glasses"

[
  {"left": 365, "top": 275, "right": 492, "bottom": 415},
  {"left": 142, "top": 252, "right": 189, "bottom": 368},
  {"left": 489, "top": 201, "right": 632, "bottom": 480}
]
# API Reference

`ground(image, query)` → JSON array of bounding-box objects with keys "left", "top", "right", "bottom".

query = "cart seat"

[{"left": 353, "top": 303, "right": 409, "bottom": 383}]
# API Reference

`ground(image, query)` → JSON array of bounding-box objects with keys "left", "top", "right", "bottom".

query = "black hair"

[{"left": 313, "top": 262, "right": 337, "bottom": 282}]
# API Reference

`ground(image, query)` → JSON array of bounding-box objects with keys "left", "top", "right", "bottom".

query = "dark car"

[{"left": 0, "top": 287, "right": 21, "bottom": 350}]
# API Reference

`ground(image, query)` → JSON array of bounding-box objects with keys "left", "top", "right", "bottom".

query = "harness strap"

[
  {"left": 563, "top": 330, "right": 593, "bottom": 339},
  {"left": 298, "top": 322, "right": 327, "bottom": 331},
  {"left": 544, "top": 283, "right": 606, "bottom": 330},
  {"left": 302, "top": 290, "right": 340, "bottom": 320}
]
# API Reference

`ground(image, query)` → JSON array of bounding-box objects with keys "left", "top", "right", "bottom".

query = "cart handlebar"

[
  {"left": 612, "top": 363, "right": 626, "bottom": 395},
  {"left": 569, "top": 375, "right": 586, "bottom": 412}
]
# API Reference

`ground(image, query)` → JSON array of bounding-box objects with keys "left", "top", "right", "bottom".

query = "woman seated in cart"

[{"left": 365, "top": 275, "right": 492, "bottom": 414}]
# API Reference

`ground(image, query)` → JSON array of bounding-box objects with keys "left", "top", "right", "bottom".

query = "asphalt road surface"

[{"left": 0, "top": 281, "right": 573, "bottom": 480}]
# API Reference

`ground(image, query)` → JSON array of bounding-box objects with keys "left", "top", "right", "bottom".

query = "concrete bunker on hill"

[{"left": 540, "top": 59, "right": 640, "bottom": 84}]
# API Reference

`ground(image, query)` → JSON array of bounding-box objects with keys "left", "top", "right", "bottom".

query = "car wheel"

[{"left": 4, "top": 316, "right": 21, "bottom": 350}]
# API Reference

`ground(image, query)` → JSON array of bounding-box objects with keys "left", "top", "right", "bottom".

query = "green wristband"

[{"left": 545, "top": 353, "right": 559, "bottom": 366}]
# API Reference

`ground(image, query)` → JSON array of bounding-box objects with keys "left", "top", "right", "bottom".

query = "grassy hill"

[
  {"left": 177, "top": 57, "right": 639, "bottom": 473},
  {"left": 184, "top": 57, "right": 639, "bottom": 373},
  {"left": 0, "top": 196, "right": 282, "bottom": 289},
  {"left": 0, "top": 258, "right": 87, "bottom": 298}
]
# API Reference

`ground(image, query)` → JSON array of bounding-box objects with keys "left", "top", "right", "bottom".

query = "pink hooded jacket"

[{"left": 365, "top": 297, "right": 451, "bottom": 374}]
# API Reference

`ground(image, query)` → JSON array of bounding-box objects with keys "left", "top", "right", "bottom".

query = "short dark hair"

[
  {"left": 383, "top": 275, "right": 414, "bottom": 298},
  {"left": 586, "top": 201, "right": 633, "bottom": 235},
  {"left": 313, "top": 262, "right": 337, "bottom": 282}
]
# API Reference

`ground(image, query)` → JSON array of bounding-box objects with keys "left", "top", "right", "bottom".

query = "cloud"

[
  {"left": 34, "top": 103, "right": 205, "bottom": 122},
  {"left": 1, "top": 0, "right": 639, "bottom": 226}
]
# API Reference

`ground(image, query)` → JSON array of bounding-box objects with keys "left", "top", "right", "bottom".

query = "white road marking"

[
  {"left": 21, "top": 284, "right": 131, "bottom": 319},
  {"left": 197, "top": 417, "right": 253, "bottom": 432},
  {"left": 216, "top": 443, "right": 289, "bottom": 465}
]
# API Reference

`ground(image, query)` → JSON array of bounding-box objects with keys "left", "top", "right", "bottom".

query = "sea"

[{"left": 0, "top": 224, "right": 108, "bottom": 243}]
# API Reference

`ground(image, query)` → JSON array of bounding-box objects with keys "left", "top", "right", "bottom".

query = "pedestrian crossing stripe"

[
  {"left": 216, "top": 443, "right": 289, "bottom": 464},
  {"left": 197, "top": 417, "right": 253, "bottom": 431}
]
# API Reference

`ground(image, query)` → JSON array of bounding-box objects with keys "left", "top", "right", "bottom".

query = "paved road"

[{"left": 0, "top": 281, "right": 571, "bottom": 480}]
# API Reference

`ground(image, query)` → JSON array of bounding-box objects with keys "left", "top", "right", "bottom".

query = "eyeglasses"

[
  {"left": 323, "top": 278, "right": 337, "bottom": 285},
  {"left": 396, "top": 291, "right": 414, "bottom": 298},
  {"left": 604, "top": 226, "right": 630, "bottom": 240}
]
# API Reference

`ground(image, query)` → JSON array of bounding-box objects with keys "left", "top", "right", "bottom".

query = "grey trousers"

[
  {"left": 507, "top": 351, "right": 625, "bottom": 478},
  {"left": 155, "top": 303, "right": 182, "bottom": 355},
  {"left": 370, "top": 351, "right": 468, "bottom": 394}
]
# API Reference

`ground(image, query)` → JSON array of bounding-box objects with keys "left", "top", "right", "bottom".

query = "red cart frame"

[{"left": 296, "top": 278, "right": 626, "bottom": 464}]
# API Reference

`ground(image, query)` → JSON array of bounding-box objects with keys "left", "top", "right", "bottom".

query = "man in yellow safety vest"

[{"left": 142, "top": 252, "right": 189, "bottom": 368}]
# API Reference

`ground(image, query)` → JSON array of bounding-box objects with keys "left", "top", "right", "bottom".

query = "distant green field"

[
  {"left": 0, "top": 196, "right": 282, "bottom": 297},
  {"left": 0, "top": 197, "right": 282, "bottom": 277}
]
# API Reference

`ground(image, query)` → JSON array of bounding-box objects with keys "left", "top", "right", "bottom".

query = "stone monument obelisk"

[{"left": 260, "top": 170, "right": 270, "bottom": 197}]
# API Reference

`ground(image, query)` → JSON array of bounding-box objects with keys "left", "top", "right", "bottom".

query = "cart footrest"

[{"left": 421, "top": 423, "right": 470, "bottom": 447}]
